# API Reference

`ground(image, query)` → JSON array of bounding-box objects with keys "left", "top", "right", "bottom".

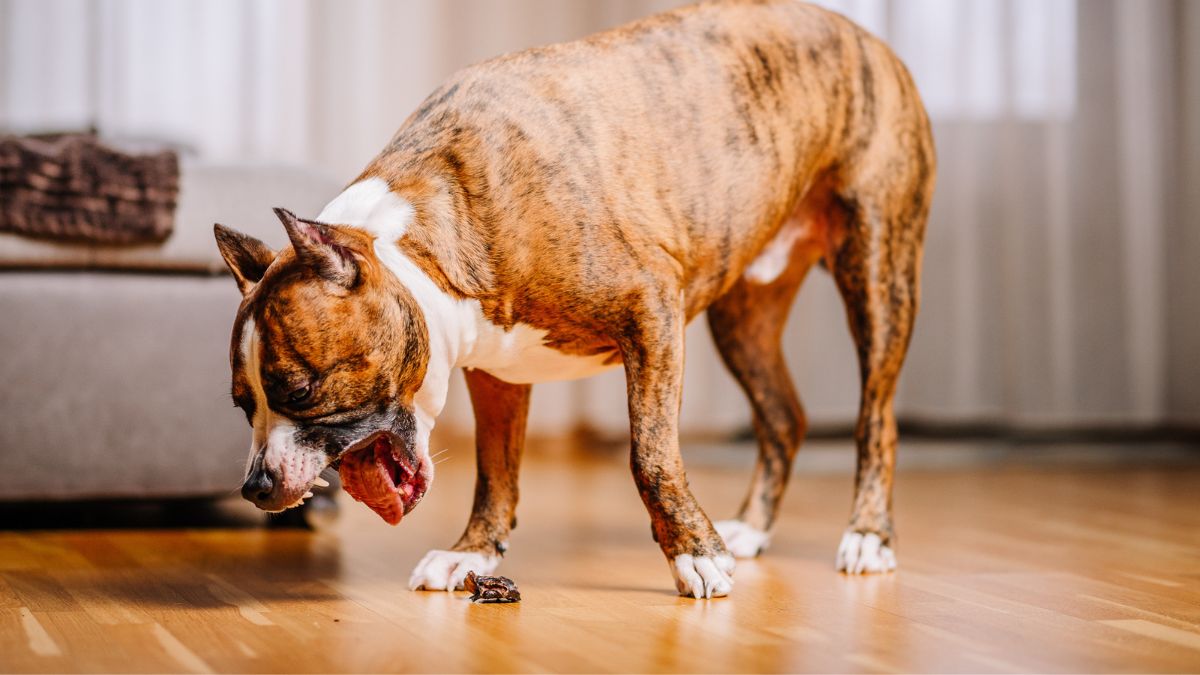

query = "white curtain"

[{"left": 3, "top": 0, "right": 1197, "bottom": 437}]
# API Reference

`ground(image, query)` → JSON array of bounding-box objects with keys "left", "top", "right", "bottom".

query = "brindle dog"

[{"left": 215, "top": 0, "right": 934, "bottom": 598}]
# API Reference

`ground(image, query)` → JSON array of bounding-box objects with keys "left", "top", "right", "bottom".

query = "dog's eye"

[{"left": 287, "top": 385, "right": 312, "bottom": 403}]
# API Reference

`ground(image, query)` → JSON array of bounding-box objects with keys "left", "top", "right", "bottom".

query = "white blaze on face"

[
  {"left": 239, "top": 317, "right": 322, "bottom": 508},
  {"left": 240, "top": 317, "right": 268, "bottom": 474}
]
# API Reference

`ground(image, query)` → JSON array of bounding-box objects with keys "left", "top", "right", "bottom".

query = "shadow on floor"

[{"left": 0, "top": 496, "right": 281, "bottom": 530}]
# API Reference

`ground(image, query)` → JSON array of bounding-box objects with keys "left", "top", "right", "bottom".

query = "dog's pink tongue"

[{"left": 338, "top": 439, "right": 404, "bottom": 525}]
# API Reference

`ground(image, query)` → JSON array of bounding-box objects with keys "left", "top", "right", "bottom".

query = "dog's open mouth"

[{"left": 337, "top": 432, "right": 429, "bottom": 525}]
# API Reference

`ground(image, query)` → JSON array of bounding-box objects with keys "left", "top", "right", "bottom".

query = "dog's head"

[{"left": 214, "top": 208, "right": 432, "bottom": 525}]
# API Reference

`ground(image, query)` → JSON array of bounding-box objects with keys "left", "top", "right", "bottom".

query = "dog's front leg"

[
  {"left": 620, "top": 298, "right": 735, "bottom": 598},
  {"left": 408, "top": 368, "right": 529, "bottom": 591}
]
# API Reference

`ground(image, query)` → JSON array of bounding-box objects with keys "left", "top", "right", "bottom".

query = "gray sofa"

[{"left": 0, "top": 162, "right": 339, "bottom": 501}]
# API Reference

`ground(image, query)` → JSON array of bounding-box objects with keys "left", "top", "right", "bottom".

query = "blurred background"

[{"left": 1, "top": 0, "right": 1198, "bottom": 504}]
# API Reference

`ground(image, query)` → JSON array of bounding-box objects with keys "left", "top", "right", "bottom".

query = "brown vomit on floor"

[{"left": 464, "top": 570, "right": 521, "bottom": 603}]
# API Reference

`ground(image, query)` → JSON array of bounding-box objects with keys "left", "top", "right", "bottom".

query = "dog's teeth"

[
  {"left": 312, "top": 477, "right": 330, "bottom": 488},
  {"left": 303, "top": 491, "right": 314, "bottom": 499}
]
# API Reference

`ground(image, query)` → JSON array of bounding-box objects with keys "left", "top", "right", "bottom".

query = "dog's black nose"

[{"left": 241, "top": 454, "right": 276, "bottom": 505}]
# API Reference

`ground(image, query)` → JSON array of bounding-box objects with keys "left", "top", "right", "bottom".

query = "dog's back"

[{"left": 359, "top": 0, "right": 930, "bottom": 324}]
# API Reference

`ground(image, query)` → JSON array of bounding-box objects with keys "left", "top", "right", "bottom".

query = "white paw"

[
  {"left": 408, "top": 550, "right": 499, "bottom": 591},
  {"left": 714, "top": 519, "right": 771, "bottom": 558},
  {"left": 835, "top": 531, "right": 897, "bottom": 574},
  {"left": 671, "top": 553, "right": 735, "bottom": 598}
]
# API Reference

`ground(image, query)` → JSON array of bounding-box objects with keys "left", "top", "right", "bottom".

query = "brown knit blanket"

[{"left": 0, "top": 133, "right": 179, "bottom": 245}]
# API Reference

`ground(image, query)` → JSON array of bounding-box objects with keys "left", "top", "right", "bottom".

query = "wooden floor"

[{"left": 1, "top": 441, "right": 1199, "bottom": 673}]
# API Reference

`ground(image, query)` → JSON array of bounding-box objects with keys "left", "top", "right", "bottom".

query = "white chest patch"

[
  {"left": 316, "top": 177, "right": 414, "bottom": 233},
  {"left": 461, "top": 320, "right": 618, "bottom": 385},
  {"left": 743, "top": 219, "right": 803, "bottom": 284}
]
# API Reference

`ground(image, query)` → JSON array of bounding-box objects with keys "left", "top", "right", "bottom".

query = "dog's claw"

[
  {"left": 836, "top": 530, "right": 897, "bottom": 574},
  {"left": 714, "top": 519, "right": 771, "bottom": 558},
  {"left": 409, "top": 550, "right": 499, "bottom": 591},
  {"left": 671, "top": 553, "right": 735, "bottom": 598}
]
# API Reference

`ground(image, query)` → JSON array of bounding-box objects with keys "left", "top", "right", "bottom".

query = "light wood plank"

[{"left": 0, "top": 441, "right": 1196, "bottom": 673}]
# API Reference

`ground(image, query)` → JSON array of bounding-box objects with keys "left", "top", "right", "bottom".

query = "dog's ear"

[
  {"left": 274, "top": 207, "right": 358, "bottom": 288},
  {"left": 214, "top": 224, "right": 276, "bottom": 295}
]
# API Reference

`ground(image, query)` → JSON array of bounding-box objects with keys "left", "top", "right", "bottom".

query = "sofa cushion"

[{"left": 0, "top": 160, "right": 341, "bottom": 273}]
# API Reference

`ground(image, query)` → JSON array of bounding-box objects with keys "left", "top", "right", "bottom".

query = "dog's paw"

[
  {"left": 408, "top": 550, "right": 499, "bottom": 591},
  {"left": 714, "top": 519, "right": 771, "bottom": 558},
  {"left": 835, "top": 530, "right": 897, "bottom": 574},
  {"left": 671, "top": 553, "right": 735, "bottom": 598}
]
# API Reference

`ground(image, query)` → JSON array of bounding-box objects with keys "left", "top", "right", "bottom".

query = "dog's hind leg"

[
  {"left": 831, "top": 160, "right": 932, "bottom": 575},
  {"left": 408, "top": 368, "right": 530, "bottom": 591},
  {"left": 706, "top": 240, "right": 818, "bottom": 558}
]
